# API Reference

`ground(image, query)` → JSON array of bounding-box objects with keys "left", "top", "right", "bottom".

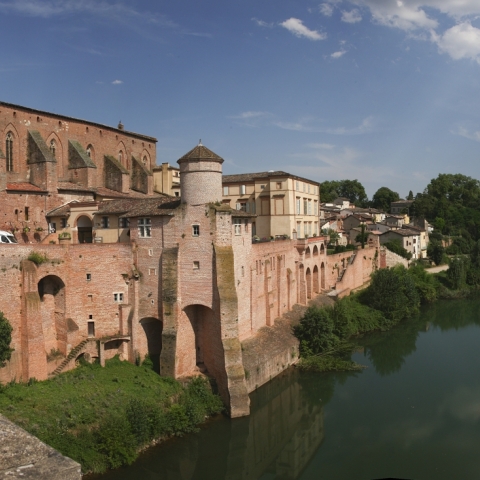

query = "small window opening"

[
  {"left": 24, "top": 207, "right": 29, "bottom": 221},
  {"left": 86, "top": 273, "right": 91, "bottom": 281},
  {"left": 192, "top": 225, "right": 200, "bottom": 236},
  {"left": 193, "top": 261, "right": 200, "bottom": 270},
  {"left": 88, "top": 321, "right": 95, "bottom": 337}
]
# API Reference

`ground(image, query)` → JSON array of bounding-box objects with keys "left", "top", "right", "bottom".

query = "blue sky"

[{"left": 2, "top": 0, "right": 480, "bottom": 199}]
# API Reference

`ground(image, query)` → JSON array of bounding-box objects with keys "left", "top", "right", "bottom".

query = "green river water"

[{"left": 92, "top": 298, "right": 480, "bottom": 480}]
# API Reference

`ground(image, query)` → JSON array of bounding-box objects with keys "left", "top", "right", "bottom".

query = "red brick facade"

[{"left": 0, "top": 109, "right": 380, "bottom": 417}]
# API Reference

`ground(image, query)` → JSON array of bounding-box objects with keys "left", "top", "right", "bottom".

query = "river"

[{"left": 91, "top": 298, "right": 480, "bottom": 480}]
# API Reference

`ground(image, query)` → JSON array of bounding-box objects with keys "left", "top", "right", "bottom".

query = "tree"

[
  {"left": 0, "top": 311, "right": 13, "bottom": 368},
  {"left": 355, "top": 224, "right": 368, "bottom": 248},
  {"left": 407, "top": 190, "right": 414, "bottom": 200},
  {"left": 371, "top": 187, "right": 400, "bottom": 213},
  {"left": 427, "top": 240, "right": 445, "bottom": 266},
  {"left": 320, "top": 179, "right": 368, "bottom": 206},
  {"left": 383, "top": 239, "right": 412, "bottom": 260}
]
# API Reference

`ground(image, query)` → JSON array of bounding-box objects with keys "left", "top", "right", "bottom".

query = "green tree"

[
  {"left": 320, "top": 179, "right": 368, "bottom": 206},
  {"left": 0, "top": 312, "right": 13, "bottom": 368},
  {"left": 407, "top": 190, "right": 414, "bottom": 200},
  {"left": 355, "top": 224, "right": 368, "bottom": 248},
  {"left": 371, "top": 187, "right": 400, "bottom": 213},
  {"left": 360, "top": 266, "right": 420, "bottom": 324},
  {"left": 427, "top": 241, "right": 445, "bottom": 266}
]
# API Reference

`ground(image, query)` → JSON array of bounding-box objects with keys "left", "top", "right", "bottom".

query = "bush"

[
  {"left": 383, "top": 240, "right": 412, "bottom": 260},
  {"left": 0, "top": 312, "right": 13, "bottom": 368},
  {"left": 27, "top": 251, "right": 48, "bottom": 265}
]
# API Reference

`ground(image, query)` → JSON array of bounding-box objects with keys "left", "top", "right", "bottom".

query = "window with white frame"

[
  {"left": 119, "top": 217, "right": 130, "bottom": 228},
  {"left": 113, "top": 292, "right": 124, "bottom": 303},
  {"left": 308, "top": 200, "right": 312, "bottom": 215},
  {"left": 192, "top": 224, "right": 200, "bottom": 236},
  {"left": 296, "top": 197, "right": 301, "bottom": 215},
  {"left": 304, "top": 199, "right": 308, "bottom": 215},
  {"left": 101, "top": 216, "right": 109, "bottom": 228},
  {"left": 314, "top": 201, "right": 318, "bottom": 216},
  {"left": 223, "top": 186, "right": 229, "bottom": 195},
  {"left": 240, "top": 185, "right": 246, "bottom": 195},
  {"left": 296, "top": 181, "right": 300, "bottom": 191},
  {"left": 138, "top": 218, "right": 151, "bottom": 237}
]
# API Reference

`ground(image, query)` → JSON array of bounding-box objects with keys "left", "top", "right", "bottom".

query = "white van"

[{"left": 0, "top": 230, "right": 18, "bottom": 244}]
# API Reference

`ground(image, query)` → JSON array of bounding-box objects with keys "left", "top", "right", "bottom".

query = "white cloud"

[
  {"left": 433, "top": 22, "right": 480, "bottom": 63},
  {"left": 331, "top": 50, "right": 347, "bottom": 58},
  {"left": 112, "top": 79, "right": 123, "bottom": 85},
  {"left": 280, "top": 18, "right": 326, "bottom": 41},
  {"left": 274, "top": 116, "right": 375, "bottom": 135},
  {"left": 341, "top": 9, "right": 362, "bottom": 23},
  {"left": 319, "top": 3, "right": 334, "bottom": 17},
  {"left": 252, "top": 17, "right": 273, "bottom": 28},
  {"left": 453, "top": 126, "right": 480, "bottom": 142}
]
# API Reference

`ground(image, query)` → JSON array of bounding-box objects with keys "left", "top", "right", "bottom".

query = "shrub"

[
  {"left": 383, "top": 240, "right": 412, "bottom": 260},
  {"left": 0, "top": 312, "right": 13, "bottom": 368},
  {"left": 27, "top": 251, "right": 48, "bottom": 265}
]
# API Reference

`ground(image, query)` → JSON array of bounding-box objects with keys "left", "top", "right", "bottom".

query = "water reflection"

[{"left": 91, "top": 369, "right": 361, "bottom": 480}]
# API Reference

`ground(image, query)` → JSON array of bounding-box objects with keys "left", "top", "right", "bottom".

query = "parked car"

[{"left": 0, "top": 230, "right": 18, "bottom": 244}]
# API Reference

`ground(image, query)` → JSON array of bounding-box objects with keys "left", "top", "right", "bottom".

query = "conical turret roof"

[{"left": 177, "top": 143, "right": 224, "bottom": 164}]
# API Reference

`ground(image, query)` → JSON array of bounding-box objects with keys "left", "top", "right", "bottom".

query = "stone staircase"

[{"left": 49, "top": 339, "right": 90, "bottom": 377}]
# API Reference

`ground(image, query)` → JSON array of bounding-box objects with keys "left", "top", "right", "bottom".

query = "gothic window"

[
  {"left": 138, "top": 218, "right": 151, "bottom": 237},
  {"left": 6, "top": 132, "right": 13, "bottom": 172},
  {"left": 49, "top": 139, "right": 56, "bottom": 158}
]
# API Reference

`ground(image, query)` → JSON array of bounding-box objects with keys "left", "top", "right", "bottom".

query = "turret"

[{"left": 177, "top": 142, "right": 223, "bottom": 205}]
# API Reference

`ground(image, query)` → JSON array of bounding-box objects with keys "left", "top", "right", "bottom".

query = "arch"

[
  {"left": 46, "top": 132, "right": 63, "bottom": 179},
  {"left": 141, "top": 149, "right": 151, "bottom": 170},
  {"left": 305, "top": 246, "right": 311, "bottom": 258},
  {"left": 4, "top": 123, "right": 19, "bottom": 172},
  {"left": 321, "top": 262, "right": 326, "bottom": 290},
  {"left": 306, "top": 267, "right": 312, "bottom": 299},
  {"left": 178, "top": 305, "right": 226, "bottom": 382},
  {"left": 38, "top": 275, "right": 67, "bottom": 355},
  {"left": 313, "top": 265, "right": 319, "bottom": 294},
  {"left": 313, "top": 245, "right": 319, "bottom": 256},
  {"left": 320, "top": 243, "right": 325, "bottom": 255},
  {"left": 86, "top": 144, "right": 95, "bottom": 162},
  {"left": 139, "top": 317, "right": 163, "bottom": 373},
  {"left": 116, "top": 141, "right": 127, "bottom": 168},
  {"left": 76, "top": 215, "right": 93, "bottom": 243}
]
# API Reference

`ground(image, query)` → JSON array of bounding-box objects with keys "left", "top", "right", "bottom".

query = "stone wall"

[{"left": 0, "top": 414, "right": 81, "bottom": 480}]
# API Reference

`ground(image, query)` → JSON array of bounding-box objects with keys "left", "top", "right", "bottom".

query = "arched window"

[
  {"left": 6, "top": 132, "right": 13, "bottom": 172},
  {"left": 143, "top": 156, "right": 147, "bottom": 166},
  {"left": 118, "top": 151, "right": 123, "bottom": 163},
  {"left": 86, "top": 147, "right": 91, "bottom": 157},
  {"left": 49, "top": 139, "right": 56, "bottom": 158}
]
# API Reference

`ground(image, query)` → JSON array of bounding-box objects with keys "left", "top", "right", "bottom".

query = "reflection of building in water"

[{"left": 225, "top": 370, "right": 325, "bottom": 479}]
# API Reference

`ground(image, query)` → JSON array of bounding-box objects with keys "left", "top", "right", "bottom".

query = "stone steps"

[{"left": 49, "top": 339, "right": 89, "bottom": 377}]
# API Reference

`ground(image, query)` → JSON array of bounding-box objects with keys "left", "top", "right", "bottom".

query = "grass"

[{"left": 0, "top": 357, "right": 223, "bottom": 474}]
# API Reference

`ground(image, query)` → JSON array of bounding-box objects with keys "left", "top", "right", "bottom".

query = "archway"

[
  {"left": 179, "top": 305, "right": 225, "bottom": 381},
  {"left": 320, "top": 243, "right": 325, "bottom": 255},
  {"left": 77, "top": 215, "right": 93, "bottom": 243},
  {"left": 305, "top": 247, "right": 311, "bottom": 258},
  {"left": 38, "top": 275, "right": 66, "bottom": 355},
  {"left": 321, "top": 262, "right": 326, "bottom": 290},
  {"left": 313, "top": 245, "right": 319, "bottom": 256},
  {"left": 313, "top": 265, "right": 319, "bottom": 294},
  {"left": 306, "top": 268, "right": 312, "bottom": 299},
  {"left": 139, "top": 317, "right": 163, "bottom": 373}
]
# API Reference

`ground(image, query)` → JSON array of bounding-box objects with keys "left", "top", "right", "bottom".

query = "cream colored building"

[
  {"left": 152, "top": 162, "right": 181, "bottom": 197},
  {"left": 222, "top": 171, "right": 320, "bottom": 239}
]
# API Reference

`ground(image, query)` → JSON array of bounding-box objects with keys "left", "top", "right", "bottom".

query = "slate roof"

[
  {"left": 222, "top": 171, "right": 320, "bottom": 186},
  {"left": 57, "top": 182, "right": 162, "bottom": 199},
  {"left": 7, "top": 182, "right": 46, "bottom": 193},
  {"left": 46, "top": 202, "right": 78, "bottom": 217}
]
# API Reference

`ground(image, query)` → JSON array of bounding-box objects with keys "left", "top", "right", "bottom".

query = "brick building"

[
  {"left": 0, "top": 101, "right": 158, "bottom": 240},
  {"left": 0, "top": 105, "right": 381, "bottom": 417}
]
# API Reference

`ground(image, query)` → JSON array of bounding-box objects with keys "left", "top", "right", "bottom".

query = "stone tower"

[{"left": 177, "top": 142, "right": 223, "bottom": 205}]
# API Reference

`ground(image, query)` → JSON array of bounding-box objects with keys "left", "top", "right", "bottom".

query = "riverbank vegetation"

[
  {"left": 0, "top": 357, "right": 223, "bottom": 474},
  {"left": 294, "top": 261, "right": 480, "bottom": 372}
]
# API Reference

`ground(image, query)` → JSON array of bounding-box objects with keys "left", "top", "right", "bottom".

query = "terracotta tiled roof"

[
  {"left": 7, "top": 182, "right": 46, "bottom": 192},
  {"left": 222, "top": 171, "right": 320, "bottom": 186},
  {"left": 57, "top": 182, "right": 163, "bottom": 199},
  {"left": 57, "top": 182, "right": 93, "bottom": 193},
  {"left": 178, "top": 144, "right": 223, "bottom": 163}
]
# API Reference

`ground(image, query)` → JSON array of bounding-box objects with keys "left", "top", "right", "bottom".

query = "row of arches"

[
  {"left": 298, "top": 263, "right": 326, "bottom": 303},
  {"left": 304, "top": 244, "right": 325, "bottom": 258}
]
